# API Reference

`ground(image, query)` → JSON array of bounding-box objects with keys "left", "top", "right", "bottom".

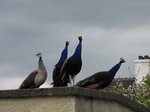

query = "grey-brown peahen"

[{"left": 19, "top": 53, "right": 47, "bottom": 89}]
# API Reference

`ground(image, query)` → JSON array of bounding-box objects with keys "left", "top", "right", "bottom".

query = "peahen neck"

[
  {"left": 56, "top": 46, "right": 68, "bottom": 68},
  {"left": 108, "top": 62, "right": 121, "bottom": 77},
  {"left": 38, "top": 57, "right": 47, "bottom": 72}
]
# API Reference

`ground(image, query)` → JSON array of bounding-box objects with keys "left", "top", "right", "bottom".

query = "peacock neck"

[
  {"left": 70, "top": 42, "right": 82, "bottom": 62},
  {"left": 56, "top": 47, "right": 68, "bottom": 68},
  {"left": 108, "top": 62, "right": 121, "bottom": 77}
]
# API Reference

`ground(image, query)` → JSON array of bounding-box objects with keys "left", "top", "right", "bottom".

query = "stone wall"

[{"left": 0, "top": 87, "right": 149, "bottom": 112}]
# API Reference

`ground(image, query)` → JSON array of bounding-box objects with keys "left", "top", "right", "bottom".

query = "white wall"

[{"left": 135, "top": 58, "right": 150, "bottom": 83}]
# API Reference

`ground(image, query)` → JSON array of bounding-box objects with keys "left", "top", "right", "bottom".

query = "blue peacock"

[
  {"left": 59, "top": 36, "right": 82, "bottom": 86},
  {"left": 76, "top": 58, "right": 125, "bottom": 90},
  {"left": 52, "top": 41, "right": 69, "bottom": 87}
]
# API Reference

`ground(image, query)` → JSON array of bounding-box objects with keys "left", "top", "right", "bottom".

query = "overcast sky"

[{"left": 0, "top": 0, "right": 150, "bottom": 90}]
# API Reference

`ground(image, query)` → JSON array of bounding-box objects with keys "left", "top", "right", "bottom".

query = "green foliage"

[
  {"left": 144, "top": 75, "right": 150, "bottom": 86},
  {"left": 110, "top": 76, "right": 150, "bottom": 108}
]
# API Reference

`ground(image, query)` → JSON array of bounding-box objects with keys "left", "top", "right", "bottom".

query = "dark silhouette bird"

[
  {"left": 76, "top": 58, "right": 125, "bottom": 90},
  {"left": 59, "top": 36, "right": 82, "bottom": 86},
  {"left": 52, "top": 41, "right": 69, "bottom": 87},
  {"left": 19, "top": 53, "right": 47, "bottom": 89}
]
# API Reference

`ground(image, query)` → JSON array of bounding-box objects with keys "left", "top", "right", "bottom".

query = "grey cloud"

[
  {"left": 0, "top": 0, "right": 150, "bottom": 89},
  {"left": 2, "top": 0, "right": 150, "bottom": 28}
]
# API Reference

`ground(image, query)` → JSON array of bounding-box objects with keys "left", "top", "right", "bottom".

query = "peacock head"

[
  {"left": 120, "top": 57, "right": 125, "bottom": 63},
  {"left": 36, "top": 52, "right": 42, "bottom": 57},
  {"left": 78, "top": 36, "right": 82, "bottom": 42},
  {"left": 66, "top": 41, "right": 69, "bottom": 46}
]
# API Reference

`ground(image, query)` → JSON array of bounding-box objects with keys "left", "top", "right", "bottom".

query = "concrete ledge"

[{"left": 0, "top": 87, "right": 149, "bottom": 112}]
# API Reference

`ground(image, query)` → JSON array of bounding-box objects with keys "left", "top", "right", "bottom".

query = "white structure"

[{"left": 134, "top": 55, "right": 150, "bottom": 83}]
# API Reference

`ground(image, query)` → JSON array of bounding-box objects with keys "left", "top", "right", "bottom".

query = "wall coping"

[{"left": 0, "top": 87, "right": 149, "bottom": 112}]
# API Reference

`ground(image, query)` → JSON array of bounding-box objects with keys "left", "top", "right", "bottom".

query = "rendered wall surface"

[
  {"left": 75, "top": 96, "right": 136, "bottom": 112},
  {"left": 0, "top": 96, "right": 75, "bottom": 112}
]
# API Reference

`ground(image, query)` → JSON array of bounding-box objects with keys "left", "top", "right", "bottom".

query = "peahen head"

[
  {"left": 36, "top": 52, "right": 42, "bottom": 57},
  {"left": 36, "top": 52, "right": 46, "bottom": 71}
]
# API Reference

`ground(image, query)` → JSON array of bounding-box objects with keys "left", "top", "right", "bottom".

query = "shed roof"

[{"left": 106, "top": 77, "right": 135, "bottom": 91}]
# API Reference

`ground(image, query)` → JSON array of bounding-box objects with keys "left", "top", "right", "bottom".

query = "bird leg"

[
  {"left": 69, "top": 75, "right": 72, "bottom": 86},
  {"left": 73, "top": 79, "right": 75, "bottom": 86},
  {"left": 61, "top": 72, "right": 66, "bottom": 80},
  {"left": 72, "top": 75, "right": 76, "bottom": 86}
]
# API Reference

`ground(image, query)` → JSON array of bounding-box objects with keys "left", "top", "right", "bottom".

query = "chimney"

[{"left": 134, "top": 55, "right": 150, "bottom": 83}]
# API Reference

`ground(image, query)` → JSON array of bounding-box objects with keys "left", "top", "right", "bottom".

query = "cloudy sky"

[{"left": 0, "top": 0, "right": 150, "bottom": 90}]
